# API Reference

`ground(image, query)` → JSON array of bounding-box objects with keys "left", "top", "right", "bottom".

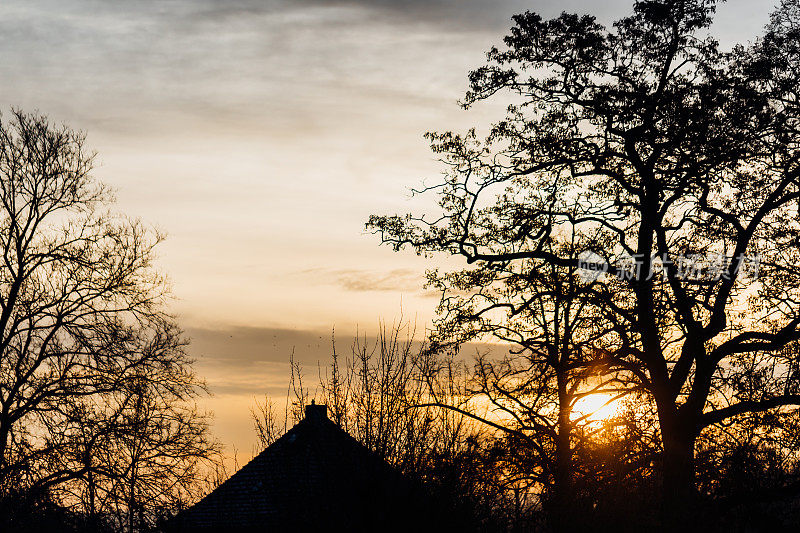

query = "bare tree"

[
  {"left": 252, "top": 322, "right": 515, "bottom": 528},
  {"left": 0, "top": 109, "right": 218, "bottom": 531},
  {"left": 421, "top": 229, "right": 642, "bottom": 532},
  {"left": 251, "top": 396, "right": 281, "bottom": 450},
  {"left": 368, "top": 0, "right": 800, "bottom": 522}
]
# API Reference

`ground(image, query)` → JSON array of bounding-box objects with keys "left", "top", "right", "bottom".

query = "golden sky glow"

[{"left": 0, "top": 0, "right": 773, "bottom": 458}]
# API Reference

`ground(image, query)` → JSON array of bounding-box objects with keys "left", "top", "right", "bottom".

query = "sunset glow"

[
  {"left": 572, "top": 393, "right": 621, "bottom": 423},
  {"left": 0, "top": 0, "right": 771, "bottom": 458},
  {"left": 4, "top": 2, "right": 796, "bottom": 530}
]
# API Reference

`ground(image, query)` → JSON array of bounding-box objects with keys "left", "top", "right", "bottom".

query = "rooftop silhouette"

[{"left": 173, "top": 403, "right": 457, "bottom": 532}]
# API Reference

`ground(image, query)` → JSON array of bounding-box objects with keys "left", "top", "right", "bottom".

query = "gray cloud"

[
  {"left": 0, "top": 0, "right": 766, "bottom": 140},
  {"left": 190, "top": 322, "right": 508, "bottom": 456},
  {"left": 188, "top": 324, "right": 506, "bottom": 396},
  {"left": 286, "top": 0, "right": 529, "bottom": 30},
  {"left": 188, "top": 0, "right": 641, "bottom": 31},
  {"left": 336, "top": 268, "right": 424, "bottom": 292},
  {"left": 300, "top": 267, "right": 434, "bottom": 293},
  {"left": 188, "top": 325, "right": 335, "bottom": 398},
  {"left": 189, "top": 325, "right": 333, "bottom": 366},
  {"left": 0, "top": 0, "right": 498, "bottom": 138}
]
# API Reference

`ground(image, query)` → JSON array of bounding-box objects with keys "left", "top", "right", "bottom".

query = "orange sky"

[{"left": 0, "top": 0, "right": 773, "bottom": 458}]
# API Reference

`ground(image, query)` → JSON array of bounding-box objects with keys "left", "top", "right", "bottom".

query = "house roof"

[{"left": 173, "top": 404, "right": 451, "bottom": 532}]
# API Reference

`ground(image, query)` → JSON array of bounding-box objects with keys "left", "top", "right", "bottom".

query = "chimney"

[{"left": 305, "top": 400, "right": 327, "bottom": 421}]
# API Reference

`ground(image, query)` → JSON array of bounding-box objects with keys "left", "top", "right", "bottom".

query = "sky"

[{"left": 0, "top": 0, "right": 776, "bottom": 457}]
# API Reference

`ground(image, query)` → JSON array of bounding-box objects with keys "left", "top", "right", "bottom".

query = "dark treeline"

[{"left": 255, "top": 321, "right": 800, "bottom": 532}]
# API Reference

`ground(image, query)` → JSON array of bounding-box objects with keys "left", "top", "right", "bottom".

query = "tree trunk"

[
  {"left": 549, "top": 371, "right": 575, "bottom": 533},
  {"left": 87, "top": 461, "right": 97, "bottom": 533},
  {"left": 129, "top": 467, "right": 136, "bottom": 533},
  {"left": 660, "top": 415, "right": 697, "bottom": 529}
]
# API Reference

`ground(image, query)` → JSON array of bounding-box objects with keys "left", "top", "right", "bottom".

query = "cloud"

[
  {"left": 187, "top": 325, "right": 336, "bottom": 399},
  {"left": 138, "top": 0, "right": 530, "bottom": 33},
  {"left": 188, "top": 324, "right": 507, "bottom": 397},
  {"left": 189, "top": 325, "right": 334, "bottom": 366},
  {"left": 284, "top": 0, "right": 528, "bottom": 30},
  {"left": 299, "top": 267, "right": 430, "bottom": 293},
  {"left": 190, "top": 321, "right": 508, "bottom": 457},
  {"left": 0, "top": 0, "right": 498, "bottom": 139}
]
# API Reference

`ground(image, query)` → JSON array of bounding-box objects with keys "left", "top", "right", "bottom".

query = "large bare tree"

[
  {"left": 0, "top": 109, "right": 217, "bottom": 530},
  {"left": 369, "top": 0, "right": 800, "bottom": 521}
]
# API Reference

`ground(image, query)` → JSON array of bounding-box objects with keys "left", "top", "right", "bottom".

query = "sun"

[{"left": 572, "top": 393, "right": 620, "bottom": 423}]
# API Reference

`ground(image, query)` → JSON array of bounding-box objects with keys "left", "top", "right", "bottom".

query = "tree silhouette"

[
  {"left": 369, "top": 0, "right": 800, "bottom": 522},
  {"left": 252, "top": 323, "right": 516, "bottom": 531},
  {"left": 424, "top": 232, "right": 634, "bottom": 531},
  {"left": 0, "top": 109, "right": 218, "bottom": 531}
]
